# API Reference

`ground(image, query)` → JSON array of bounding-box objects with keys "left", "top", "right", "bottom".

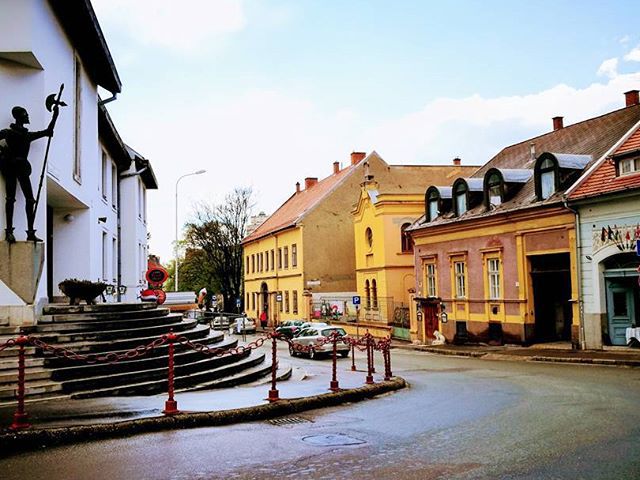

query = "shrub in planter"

[{"left": 58, "top": 279, "right": 107, "bottom": 305}]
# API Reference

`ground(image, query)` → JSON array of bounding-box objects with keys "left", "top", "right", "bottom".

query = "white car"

[
  {"left": 294, "top": 322, "right": 329, "bottom": 337},
  {"left": 234, "top": 317, "right": 256, "bottom": 334},
  {"left": 289, "top": 326, "right": 350, "bottom": 359}
]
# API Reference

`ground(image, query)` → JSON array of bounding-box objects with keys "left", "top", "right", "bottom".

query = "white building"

[{"left": 0, "top": 0, "right": 157, "bottom": 324}]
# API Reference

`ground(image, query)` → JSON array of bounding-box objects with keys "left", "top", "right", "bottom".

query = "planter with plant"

[{"left": 58, "top": 279, "right": 107, "bottom": 305}]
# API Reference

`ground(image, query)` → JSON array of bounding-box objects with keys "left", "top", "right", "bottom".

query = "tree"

[
  {"left": 184, "top": 187, "right": 253, "bottom": 311},
  {"left": 164, "top": 249, "right": 220, "bottom": 294}
]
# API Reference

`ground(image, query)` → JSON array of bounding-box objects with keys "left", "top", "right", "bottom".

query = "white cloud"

[
  {"left": 597, "top": 57, "right": 618, "bottom": 78},
  {"left": 619, "top": 35, "right": 631, "bottom": 45},
  {"left": 92, "top": 0, "right": 247, "bottom": 52},
  {"left": 624, "top": 45, "right": 640, "bottom": 62}
]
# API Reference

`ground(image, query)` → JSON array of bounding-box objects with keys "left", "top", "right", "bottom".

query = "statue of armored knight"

[{"left": 0, "top": 88, "right": 64, "bottom": 243}]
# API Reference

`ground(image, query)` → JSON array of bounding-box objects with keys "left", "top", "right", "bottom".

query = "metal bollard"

[
  {"left": 10, "top": 336, "right": 31, "bottom": 430},
  {"left": 365, "top": 334, "right": 374, "bottom": 385},
  {"left": 163, "top": 331, "right": 179, "bottom": 415},
  {"left": 329, "top": 333, "right": 340, "bottom": 392},
  {"left": 267, "top": 333, "right": 280, "bottom": 402}
]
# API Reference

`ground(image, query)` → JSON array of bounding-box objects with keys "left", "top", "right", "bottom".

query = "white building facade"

[{"left": 0, "top": 0, "right": 157, "bottom": 324}]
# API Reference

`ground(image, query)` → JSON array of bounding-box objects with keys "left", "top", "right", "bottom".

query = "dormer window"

[
  {"left": 453, "top": 180, "right": 468, "bottom": 216},
  {"left": 534, "top": 154, "right": 560, "bottom": 200},
  {"left": 619, "top": 157, "right": 640, "bottom": 175},
  {"left": 485, "top": 171, "right": 503, "bottom": 208},
  {"left": 425, "top": 187, "right": 440, "bottom": 222}
]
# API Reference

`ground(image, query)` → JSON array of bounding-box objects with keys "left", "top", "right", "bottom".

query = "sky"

[{"left": 91, "top": 0, "right": 640, "bottom": 263}]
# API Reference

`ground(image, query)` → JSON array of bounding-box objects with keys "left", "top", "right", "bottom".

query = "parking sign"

[{"left": 352, "top": 296, "right": 361, "bottom": 305}]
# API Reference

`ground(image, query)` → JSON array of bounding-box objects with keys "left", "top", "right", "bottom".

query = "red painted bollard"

[
  {"left": 350, "top": 341, "right": 356, "bottom": 371},
  {"left": 365, "top": 334, "right": 374, "bottom": 385},
  {"left": 267, "top": 333, "right": 280, "bottom": 402},
  {"left": 329, "top": 333, "right": 340, "bottom": 392},
  {"left": 384, "top": 340, "right": 392, "bottom": 381},
  {"left": 10, "top": 336, "right": 31, "bottom": 430},
  {"left": 163, "top": 331, "right": 179, "bottom": 415}
]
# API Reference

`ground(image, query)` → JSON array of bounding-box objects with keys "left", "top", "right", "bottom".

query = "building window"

[
  {"left": 259, "top": 253, "right": 263, "bottom": 272},
  {"left": 426, "top": 263, "right": 437, "bottom": 297},
  {"left": 487, "top": 258, "right": 501, "bottom": 299},
  {"left": 292, "top": 291, "right": 298, "bottom": 314},
  {"left": 246, "top": 256, "right": 249, "bottom": 274},
  {"left": 112, "top": 237, "right": 117, "bottom": 283},
  {"left": 246, "top": 293, "right": 249, "bottom": 308},
  {"left": 401, "top": 223, "right": 413, "bottom": 252},
  {"left": 102, "top": 232, "right": 108, "bottom": 281},
  {"left": 426, "top": 187, "right": 439, "bottom": 221},
  {"left": 371, "top": 279, "right": 378, "bottom": 309},
  {"left": 252, "top": 292, "right": 255, "bottom": 310},
  {"left": 111, "top": 163, "right": 117, "bottom": 208},
  {"left": 365, "top": 227, "right": 373, "bottom": 248},
  {"left": 73, "top": 57, "right": 82, "bottom": 182},
  {"left": 279, "top": 291, "right": 283, "bottom": 312},
  {"left": 486, "top": 171, "right": 503, "bottom": 207},
  {"left": 251, "top": 254, "right": 255, "bottom": 273},
  {"left": 292, "top": 244, "right": 298, "bottom": 267},
  {"left": 101, "top": 151, "right": 108, "bottom": 199},
  {"left": 365, "top": 280, "right": 371, "bottom": 309},
  {"left": 265, "top": 251, "right": 269, "bottom": 271},
  {"left": 619, "top": 157, "right": 640, "bottom": 175},
  {"left": 285, "top": 291, "right": 290, "bottom": 313},
  {"left": 270, "top": 250, "right": 275, "bottom": 270},
  {"left": 278, "top": 248, "right": 282, "bottom": 269},
  {"left": 539, "top": 158, "right": 555, "bottom": 199},
  {"left": 454, "top": 261, "right": 466, "bottom": 299},
  {"left": 454, "top": 181, "right": 467, "bottom": 216},
  {"left": 284, "top": 246, "right": 289, "bottom": 269}
]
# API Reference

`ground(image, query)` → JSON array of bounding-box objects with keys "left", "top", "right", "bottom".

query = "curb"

[
  {"left": 530, "top": 356, "right": 640, "bottom": 367},
  {"left": 0, "top": 377, "right": 407, "bottom": 456}
]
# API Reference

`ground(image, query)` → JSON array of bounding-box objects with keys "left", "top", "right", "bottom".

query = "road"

[{"left": 2, "top": 346, "right": 640, "bottom": 479}]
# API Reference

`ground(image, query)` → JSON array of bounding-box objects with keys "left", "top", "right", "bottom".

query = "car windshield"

[{"left": 321, "top": 328, "right": 346, "bottom": 337}]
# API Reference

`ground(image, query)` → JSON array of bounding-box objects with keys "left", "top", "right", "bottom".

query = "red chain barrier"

[
  {"left": 10, "top": 336, "right": 31, "bottom": 431},
  {"left": 163, "top": 331, "right": 179, "bottom": 415}
]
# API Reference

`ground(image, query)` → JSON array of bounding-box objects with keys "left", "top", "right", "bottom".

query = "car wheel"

[
  {"left": 339, "top": 350, "right": 349, "bottom": 358},
  {"left": 309, "top": 347, "right": 316, "bottom": 360}
]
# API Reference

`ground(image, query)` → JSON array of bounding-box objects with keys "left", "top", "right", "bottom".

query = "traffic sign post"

[{"left": 352, "top": 296, "right": 361, "bottom": 305}]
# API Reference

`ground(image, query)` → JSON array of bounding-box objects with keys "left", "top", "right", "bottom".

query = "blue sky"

[{"left": 92, "top": 0, "right": 640, "bottom": 262}]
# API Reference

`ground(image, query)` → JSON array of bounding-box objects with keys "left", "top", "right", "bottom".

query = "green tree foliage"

[{"left": 184, "top": 187, "right": 253, "bottom": 311}]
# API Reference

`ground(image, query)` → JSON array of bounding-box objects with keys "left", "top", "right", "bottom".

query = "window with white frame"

[
  {"left": 102, "top": 232, "right": 108, "bottom": 281},
  {"left": 292, "top": 290, "right": 298, "bottom": 314},
  {"left": 487, "top": 258, "right": 501, "bottom": 299},
  {"left": 426, "top": 263, "right": 437, "bottom": 297},
  {"left": 619, "top": 157, "right": 640, "bottom": 175},
  {"left": 454, "top": 261, "right": 466, "bottom": 299},
  {"left": 112, "top": 237, "right": 117, "bottom": 283},
  {"left": 101, "top": 151, "right": 108, "bottom": 199},
  {"left": 111, "top": 163, "right": 117, "bottom": 208},
  {"left": 284, "top": 246, "right": 289, "bottom": 269}
]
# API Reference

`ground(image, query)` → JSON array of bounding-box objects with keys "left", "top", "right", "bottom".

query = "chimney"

[
  {"left": 530, "top": 143, "right": 536, "bottom": 162},
  {"left": 625, "top": 90, "right": 640, "bottom": 107},
  {"left": 452, "top": 157, "right": 461, "bottom": 166},
  {"left": 552, "top": 116, "right": 564, "bottom": 131},
  {"left": 333, "top": 161, "right": 340, "bottom": 174},
  {"left": 351, "top": 151, "right": 366, "bottom": 165},
  {"left": 304, "top": 177, "right": 318, "bottom": 189},
  {"left": 295, "top": 182, "right": 300, "bottom": 193}
]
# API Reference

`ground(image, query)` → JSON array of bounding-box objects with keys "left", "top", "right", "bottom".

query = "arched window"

[
  {"left": 401, "top": 223, "right": 413, "bottom": 252},
  {"left": 365, "top": 227, "right": 373, "bottom": 248},
  {"left": 371, "top": 279, "right": 378, "bottom": 309},
  {"left": 535, "top": 154, "right": 558, "bottom": 200},
  {"left": 453, "top": 180, "right": 468, "bottom": 216},
  {"left": 486, "top": 171, "right": 503, "bottom": 207},
  {"left": 365, "top": 280, "right": 371, "bottom": 309},
  {"left": 425, "top": 187, "right": 439, "bottom": 221}
]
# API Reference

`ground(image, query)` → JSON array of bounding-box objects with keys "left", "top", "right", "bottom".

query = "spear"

[{"left": 33, "top": 83, "right": 64, "bottom": 219}]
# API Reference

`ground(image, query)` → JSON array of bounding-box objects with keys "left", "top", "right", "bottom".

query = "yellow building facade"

[{"left": 352, "top": 162, "right": 477, "bottom": 339}]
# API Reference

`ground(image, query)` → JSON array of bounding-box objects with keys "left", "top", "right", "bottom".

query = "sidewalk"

[{"left": 392, "top": 341, "right": 640, "bottom": 367}]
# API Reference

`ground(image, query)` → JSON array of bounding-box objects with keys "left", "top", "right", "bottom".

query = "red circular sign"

[{"left": 146, "top": 266, "right": 169, "bottom": 286}]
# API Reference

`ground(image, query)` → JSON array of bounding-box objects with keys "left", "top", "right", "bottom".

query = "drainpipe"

[
  {"left": 116, "top": 176, "right": 122, "bottom": 302},
  {"left": 563, "top": 197, "right": 585, "bottom": 349}
]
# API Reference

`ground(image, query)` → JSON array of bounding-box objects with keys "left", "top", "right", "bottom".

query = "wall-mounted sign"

[
  {"left": 352, "top": 295, "right": 361, "bottom": 305},
  {"left": 146, "top": 266, "right": 169, "bottom": 286},
  {"left": 276, "top": 294, "right": 283, "bottom": 302},
  {"left": 306, "top": 280, "right": 321, "bottom": 287},
  {"left": 440, "top": 312, "right": 448, "bottom": 323}
]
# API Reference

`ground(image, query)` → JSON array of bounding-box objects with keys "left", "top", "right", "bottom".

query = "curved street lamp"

[{"left": 175, "top": 169, "right": 206, "bottom": 292}]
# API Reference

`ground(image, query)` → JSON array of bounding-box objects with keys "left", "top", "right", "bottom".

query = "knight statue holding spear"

[{"left": 0, "top": 84, "right": 65, "bottom": 243}]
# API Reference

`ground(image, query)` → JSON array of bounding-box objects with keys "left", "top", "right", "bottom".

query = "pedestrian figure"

[
  {"left": 197, "top": 287, "right": 207, "bottom": 310},
  {"left": 259, "top": 310, "right": 267, "bottom": 330},
  {"left": 0, "top": 104, "right": 59, "bottom": 242}
]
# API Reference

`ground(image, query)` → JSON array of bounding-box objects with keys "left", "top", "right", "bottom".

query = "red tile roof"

[
  {"left": 570, "top": 124, "right": 640, "bottom": 199},
  {"left": 242, "top": 163, "right": 357, "bottom": 243}
]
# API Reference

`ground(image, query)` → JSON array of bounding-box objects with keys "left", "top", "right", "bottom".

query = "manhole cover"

[
  {"left": 268, "top": 416, "right": 312, "bottom": 426},
  {"left": 302, "top": 433, "right": 366, "bottom": 446}
]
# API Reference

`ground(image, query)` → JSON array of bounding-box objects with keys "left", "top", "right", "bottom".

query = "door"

[
  {"left": 424, "top": 303, "right": 439, "bottom": 339},
  {"left": 606, "top": 281, "right": 635, "bottom": 346}
]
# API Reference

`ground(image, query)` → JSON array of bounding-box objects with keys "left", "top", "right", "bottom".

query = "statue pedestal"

[{"left": 0, "top": 241, "right": 45, "bottom": 325}]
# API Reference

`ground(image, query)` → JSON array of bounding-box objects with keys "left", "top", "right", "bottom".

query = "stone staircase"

[{"left": 0, "top": 303, "right": 289, "bottom": 406}]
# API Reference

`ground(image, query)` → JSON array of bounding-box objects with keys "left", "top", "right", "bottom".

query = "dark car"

[{"left": 275, "top": 320, "right": 305, "bottom": 339}]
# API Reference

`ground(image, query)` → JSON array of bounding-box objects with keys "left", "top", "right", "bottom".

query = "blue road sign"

[
  {"left": 352, "top": 296, "right": 361, "bottom": 305},
  {"left": 236, "top": 298, "right": 241, "bottom": 307}
]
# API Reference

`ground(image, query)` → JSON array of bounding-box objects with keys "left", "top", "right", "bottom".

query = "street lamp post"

[{"left": 174, "top": 170, "right": 206, "bottom": 292}]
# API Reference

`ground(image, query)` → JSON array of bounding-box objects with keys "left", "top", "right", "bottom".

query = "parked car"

[
  {"left": 211, "top": 314, "right": 230, "bottom": 330},
  {"left": 275, "top": 320, "right": 305, "bottom": 339},
  {"left": 293, "top": 322, "right": 329, "bottom": 337},
  {"left": 234, "top": 317, "right": 257, "bottom": 334},
  {"left": 183, "top": 309, "right": 214, "bottom": 324},
  {"left": 289, "top": 326, "right": 349, "bottom": 359}
]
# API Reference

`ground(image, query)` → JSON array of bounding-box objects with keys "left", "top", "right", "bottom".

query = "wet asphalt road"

[{"left": 2, "top": 348, "right": 640, "bottom": 480}]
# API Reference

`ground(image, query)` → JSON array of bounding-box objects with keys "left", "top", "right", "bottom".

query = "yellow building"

[
  {"left": 243, "top": 152, "right": 380, "bottom": 324},
  {"left": 352, "top": 160, "right": 477, "bottom": 339}
]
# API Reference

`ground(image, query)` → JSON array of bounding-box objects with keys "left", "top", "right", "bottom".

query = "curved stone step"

[
  {"left": 43, "top": 302, "right": 156, "bottom": 316},
  {"left": 0, "top": 378, "right": 63, "bottom": 401},
  {"left": 39, "top": 307, "right": 172, "bottom": 324},
  {"left": 50, "top": 336, "right": 240, "bottom": 382},
  {"left": 71, "top": 351, "right": 267, "bottom": 398},
  {"left": 188, "top": 360, "right": 292, "bottom": 391},
  {"left": 0, "top": 367, "right": 52, "bottom": 384}
]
